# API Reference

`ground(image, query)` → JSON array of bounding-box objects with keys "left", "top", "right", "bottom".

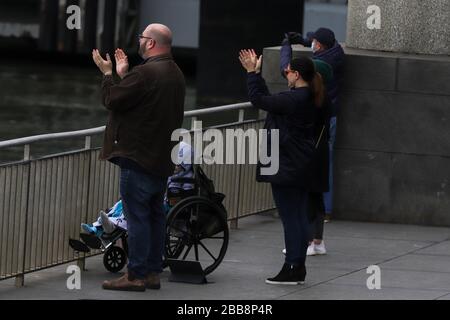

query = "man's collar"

[{"left": 141, "top": 53, "right": 173, "bottom": 64}]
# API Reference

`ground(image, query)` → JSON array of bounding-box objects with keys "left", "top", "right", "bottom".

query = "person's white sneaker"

[
  {"left": 314, "top": 241, "right": 327, "bottom": 255},
  {"left": 306, "top": 243, "right": 316, "bottom": 256},
  {"left": 284, "top": 242, "right": 326, "bottom": 257}
]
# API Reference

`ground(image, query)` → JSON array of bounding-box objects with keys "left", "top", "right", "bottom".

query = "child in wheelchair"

[
  {"left": 71, "top": 142, "right": 195, "bottom": 252},
  {"left": 81, "top": 199, "right": 126, "bottom": 237},
  {"left": 69, "top": 141, "right": 229, "bottom": 274}
]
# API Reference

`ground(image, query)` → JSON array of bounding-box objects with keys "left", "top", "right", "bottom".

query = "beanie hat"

[
  {"left": 312, "top": 59, "right": 333, "bottom": 85},
  {"left": 312, "top": 28, "right": 336, "bottom": 49}
]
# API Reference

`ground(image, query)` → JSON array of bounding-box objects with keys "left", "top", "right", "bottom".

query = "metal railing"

[
  {"left": 0, "top": 102, "right": 255, "bottom": 160},
  {"left": 0, "top": 102, "right": 275, "bottom": 286}
]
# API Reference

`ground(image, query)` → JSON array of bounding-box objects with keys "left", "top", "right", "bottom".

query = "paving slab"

[
  {"left": 414, "top": 241, "right": 450, "bottom": 257},
  {"left": 278, "top": 283, "right": 448, "bottom": 300},
  {"left": 1, "top": 214, "right": 449, "bottom": 300},
  {"left": 329, "top": 269, "right": 450, "bottom": 292}
]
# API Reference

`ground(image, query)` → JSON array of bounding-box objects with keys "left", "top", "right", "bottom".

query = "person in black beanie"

[{"left": 281, "top": 27, "right": 345, "bottom": 228}]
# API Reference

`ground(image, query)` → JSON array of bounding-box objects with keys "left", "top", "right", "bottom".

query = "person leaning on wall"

[{"left": 282, "top": 27, "right": 345, "bottom": 226}]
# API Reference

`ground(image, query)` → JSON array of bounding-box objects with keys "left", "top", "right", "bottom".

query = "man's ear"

[
  {"left": 148, "top": 39, "right": 156, "bottom": 50},
  {"left": 317, "top": 41, "right": 323, "bottom": 51}
]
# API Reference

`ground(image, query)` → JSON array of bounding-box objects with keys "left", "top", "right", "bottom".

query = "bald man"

[{"left": 93, "top": 23, "right": 185, "bottom": 292}]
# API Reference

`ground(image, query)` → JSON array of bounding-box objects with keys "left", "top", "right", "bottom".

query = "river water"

[{"left": 0, "top": 58, "right": 197, "bottom": 164}]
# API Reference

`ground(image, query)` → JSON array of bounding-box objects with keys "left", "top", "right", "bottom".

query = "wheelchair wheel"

[
  {"left": 103, "top": 246, "right": 127, "bottom": 273},
  {"left": 165, "top": 196, "right": 229, "bottom": 275}
]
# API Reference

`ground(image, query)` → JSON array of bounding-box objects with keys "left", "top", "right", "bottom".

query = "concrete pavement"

[{"left": 1, "top": 213, "right": 449, "bottom": 300}]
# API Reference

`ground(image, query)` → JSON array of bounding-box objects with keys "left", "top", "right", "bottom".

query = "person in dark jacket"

[
  {"left": 304, "top": 60, "right": 332, "bottom": 256},
  {"left": 281, "top": 28, "right": 345, "bottom": 223},
  {"left": 92, "top": 23, "right": 185, "bottom": 291},
  {"left": 282, "top": 59, "right": 332, "bottom": 257},
  {"left": 239, "top": 49, "right": 327, "bottom": 285}
]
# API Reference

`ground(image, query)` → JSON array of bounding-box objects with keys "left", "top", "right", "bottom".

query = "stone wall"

[{"left": 346, "top": 0, "right": 450, "bottom": 55}]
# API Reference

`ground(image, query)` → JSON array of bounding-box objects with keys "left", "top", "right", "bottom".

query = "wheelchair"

[{"left": 69, "top": 165, "right": 229, "bottom": 276}]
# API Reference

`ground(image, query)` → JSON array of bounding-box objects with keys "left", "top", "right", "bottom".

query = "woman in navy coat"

[{"left": 239, "top": 50, "right": 327, "bottom": 285}]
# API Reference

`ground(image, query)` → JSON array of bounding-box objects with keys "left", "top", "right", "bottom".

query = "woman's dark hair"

[{"left": 290, "top": 57, "right": 325, "bottom": 108}]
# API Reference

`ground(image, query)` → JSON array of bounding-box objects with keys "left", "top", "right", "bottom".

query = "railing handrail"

[
  {"left": 0, "top": 102, "right": 254, "bottom": 149},
  {"left": 184, "top": 102, "right": 252, "bottom": 117},
  {"left": 0, "top": 126, "right": 106, "bottom": 149}
]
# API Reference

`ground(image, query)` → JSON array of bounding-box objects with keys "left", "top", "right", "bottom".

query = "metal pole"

[
  {"left": 23, "top": 145, "right": 30, "bottom": 161},
  {"left": 84, "top": 136, "right": 92, "bottom": 150},
  {"left": 77, "top": 256, "right": 86, "bottom": 271},
  {"left": 238, "top": 109, "right": 245, "bottom": 123},
  {"left": 83, "top": 0, "right": 98, "bottom": 51},
  {"left": 38, "top": 0, "right": 60, "bottom": 51},
  {"left": 61, "top": 0, "right": 80, "bottom": 53},
  {"left": 15, "top": 275, "right": 24, "bottom": 288},
  {"left": 190, "top": 117, "right": 198, "bottom": 131},
  {"left": 101, "top": 0, "right": 118, "bottom": 55}
]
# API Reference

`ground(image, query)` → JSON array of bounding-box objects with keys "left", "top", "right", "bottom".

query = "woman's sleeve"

[
  {"left": 247, "top": 72, "right": 297, "bottom": 115},
  {"left": 280, "top": 42, "right": 292, "bottom": 79}
]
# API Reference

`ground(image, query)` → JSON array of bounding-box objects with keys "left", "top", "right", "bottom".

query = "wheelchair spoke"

[
  {"left": 164, "top": 195, "right": 229, "bottom": 276},
  {"left": 198, "top": 240, "right": 218, "bottom": 261},
  {"left": 189, "top": 204, "right": 200, "bottom": 235},
  {"left": 169, "top": 239, "right": 183, "bottom": 247},
  {"left": 194, "top": 242, "right": 199, "bottom": 261},
  {"left": 168, "top": 240, "right": 182, "bottom": 252},
  {"left": 182, "top": 243, "right": 193, "bottom": 260}
]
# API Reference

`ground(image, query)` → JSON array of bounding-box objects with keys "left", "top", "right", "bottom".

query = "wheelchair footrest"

[
  {"left": 80, "top": 233, "right": 102, "bottom": 249},
  {"left": 101, "top": 227, "right": 126, "bottom": 243},
  {"left": 69, "top": 239, "right": 91, "bottom": 253}
]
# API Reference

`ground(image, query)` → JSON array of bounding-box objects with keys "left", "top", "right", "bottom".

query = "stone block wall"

[{"left": 262, "top": 45, "right": 450, "bottom": 226}]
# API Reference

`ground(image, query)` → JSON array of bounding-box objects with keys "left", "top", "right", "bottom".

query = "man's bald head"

[{"left": 143, "top": 23, "right": 173, "bottom": 48}]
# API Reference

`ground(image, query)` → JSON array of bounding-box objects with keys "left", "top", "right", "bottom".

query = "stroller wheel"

[{"left": 103, "top": 246, "right": 127, "bottom": 273}]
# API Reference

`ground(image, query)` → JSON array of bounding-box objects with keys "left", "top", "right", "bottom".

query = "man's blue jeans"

[
  {"left": 271, "top": 184, "right": 310, "bottom": 266},
  {"left": 323, "top": 116, "right": 337, "bottom": 215},
  {"left": 120, "top": 168, "right": 167, "bottom": 279}
]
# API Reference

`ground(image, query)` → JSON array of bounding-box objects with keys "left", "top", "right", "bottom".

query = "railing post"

[
  {"left": 77, "top": 256, "right": 86, "bottom": 271},
  {"left": 15, "top": 275, "right": 24, "bottom": 287},
  {"left": 23, "top": 144, "right": 30, "bottom": 161},
  {"left": 80, "top": 146, "right": 93, "bottom": 272},
  {"left": 84, "top": 136, "right": 92, "bottom": 150},
  {"left": 16, "top": 145, "right": 33, "bottom": 287},
  {"left": 190, "top": 117, "right": 198, "bottom": 130},
  {"left": 238, "top": 109, "right": 245, "bottom": 123},
  {"left": 230, "top": 162, "right": 243, "bottom": 230}
]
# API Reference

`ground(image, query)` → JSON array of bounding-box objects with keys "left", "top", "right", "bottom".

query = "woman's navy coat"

[{"left": 247, "top": 72, "right": 326, "bottom": 189}]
